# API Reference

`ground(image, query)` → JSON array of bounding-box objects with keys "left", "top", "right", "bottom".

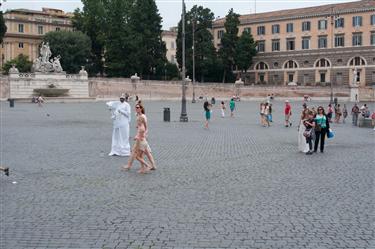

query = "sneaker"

[{"left": 305, "top": 151, "right": 312, "bottom": 155}]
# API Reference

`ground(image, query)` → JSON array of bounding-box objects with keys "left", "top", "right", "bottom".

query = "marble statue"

[
  {"left": 32, "top": 42, "right": 63, "bottom": 73},
  {"left": 52, "top": 56, "right": 63, "bottom": 73},
  {"left": 9, "top": 64, "right": 19, "bottom": 74},
  {"left": 352, "top": 67, "right": 359, "bottom": 86}
]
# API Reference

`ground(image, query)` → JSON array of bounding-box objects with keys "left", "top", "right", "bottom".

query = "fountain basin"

[{"left": 33, "top": 88, "right": 69, "bottom": 97}]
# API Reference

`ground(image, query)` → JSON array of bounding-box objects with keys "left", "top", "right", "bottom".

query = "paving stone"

[{"left": 0, "top": 100, "right": 374, "bottom": 249}]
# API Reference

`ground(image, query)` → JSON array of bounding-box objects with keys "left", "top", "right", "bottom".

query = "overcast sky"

[{"left": 1, "top": 0, "right": 356, "bottom": 30}]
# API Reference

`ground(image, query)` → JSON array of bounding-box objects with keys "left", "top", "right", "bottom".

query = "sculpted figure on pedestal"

[{"left": 33, "top": 42, "right": 64, "bottom": 73}]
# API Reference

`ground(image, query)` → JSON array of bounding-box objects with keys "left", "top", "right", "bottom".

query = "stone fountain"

[{"left": 8, "top": 42, "right": 89, "bottom": 99}]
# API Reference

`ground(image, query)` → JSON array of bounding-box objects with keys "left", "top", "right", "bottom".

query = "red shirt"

[{"left": 284, "top": 104, "right": 291, "bottom": 115}]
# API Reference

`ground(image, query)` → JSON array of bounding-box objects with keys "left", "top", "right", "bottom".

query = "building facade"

[
  {"left": 162, "top": 29, "right": 178, "bottom": 65},
  {"left": 212, "top": 0, "right": 375, "bottom": 87},
  {"left": 0, "top": 8, "right": 73, "bottom": 68}
]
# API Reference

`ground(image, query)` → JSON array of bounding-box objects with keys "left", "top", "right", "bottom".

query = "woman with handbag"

[
  {"left": 303, "top": 111, "right": 316, "bottom": 155},
  {"left": 298, "top": 103, "right": 310, "bottom": 153},
  {"left": 314, "top": 106, "right": 330, "bottom": 153}
]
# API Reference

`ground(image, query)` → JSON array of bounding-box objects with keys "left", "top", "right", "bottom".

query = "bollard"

[
  {"left": 8, "top": 98, "right": 15, "bottom": 108},
  {"left": 163, "top": 107, "right": 170, "bottom": 122}
]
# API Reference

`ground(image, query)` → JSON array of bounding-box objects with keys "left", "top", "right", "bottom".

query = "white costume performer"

[
  {"left": 107, "top": 94, "right": 131, "bottom": 156},
  {"left": 298, "top": 120, "right": 309, "bottom": 153}
]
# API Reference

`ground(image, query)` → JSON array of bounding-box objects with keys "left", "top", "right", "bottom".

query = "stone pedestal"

[
  {"left": 350, "top": 86, "right": 359, "bottom": 102},
  {"left": 131, "top": 73, "right": 140, "bottom": 91},
  {"left": 234, "top": 78, "right": 244, "bottom": 97}
]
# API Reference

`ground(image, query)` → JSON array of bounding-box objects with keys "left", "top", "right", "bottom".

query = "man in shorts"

[{"left": 284, "top": 100, "right": 292, "bottom": 127}]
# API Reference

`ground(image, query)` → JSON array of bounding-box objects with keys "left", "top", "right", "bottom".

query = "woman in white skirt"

[
  {"left": 220, "top": 101, "right": 226, "bottom": 118},
  {"left": 298, "top": 103, "right": 310, "bottom": 153}
]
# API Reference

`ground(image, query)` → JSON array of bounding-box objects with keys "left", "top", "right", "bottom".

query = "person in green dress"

[
  {"left": 229, "top": 98, "right": 235, "bottom": 117},
  {"left": 204, "top": 101, "right": 211, "bottom": 129}
]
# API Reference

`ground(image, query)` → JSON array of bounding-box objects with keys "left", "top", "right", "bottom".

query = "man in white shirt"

[{"left": 107, "top": 94, "right": 131, "bottom": 156}]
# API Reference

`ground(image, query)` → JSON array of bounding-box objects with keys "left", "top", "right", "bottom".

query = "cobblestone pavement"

[{"left": 1, "top": 100, "right": 374, "bottom": 249}]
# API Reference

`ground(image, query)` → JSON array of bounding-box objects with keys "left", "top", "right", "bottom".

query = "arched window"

[
  {"left": 255, "top": 62, "right": 269, "bottom": 70},
  {"left": 315, "top": 58, "right": 331, "bottom": 67},
  {"left": 348, "top": 56, "right": 366, "bottom": 66},
  {"left": 283, "top": 60, "right": 298, "bottom": 69}
]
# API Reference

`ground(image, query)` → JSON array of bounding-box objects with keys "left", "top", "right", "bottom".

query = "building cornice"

[
  {"left": 4, "top": 18, "right": 72, "bottom": 27},
  {"left": 213, "top": 7, "right": 375, "bottom": 28},
  {"left": 254, "top": 46, "right": 375, "bottom": 59},
  {"left": 3, "top": 33, "right": 44, "bottom": 40}
]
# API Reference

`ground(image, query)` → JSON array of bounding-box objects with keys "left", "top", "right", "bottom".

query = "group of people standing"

[
  {"left": 107, "top": 94, "right": 156, "bottom": 174},
  {"left": 298, "top": 103, "right": 331, "bottom": 154}
]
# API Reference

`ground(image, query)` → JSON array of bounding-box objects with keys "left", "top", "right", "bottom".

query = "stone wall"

[
  {"left": 3, "top": 76, "right": 373, "bottom": 101},
  {"left": 88, "top": 77, "right": 353, "bottom": 100},
  {"left": 359, "top": 87, "right": 375, "bottom": 102},
  {"left": 0, "top": 76, "right": 10, "bottom": 99}
]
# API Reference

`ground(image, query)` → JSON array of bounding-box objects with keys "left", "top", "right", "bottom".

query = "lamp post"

[
  {"left": 191, "top": 19, "right": 199, "bottom": 103},
  {"left": 329, "top": 7, "right": 339, "bottom": 105},
  {"left": 180, "top": 0, "right": 188, "bottom": 122}
]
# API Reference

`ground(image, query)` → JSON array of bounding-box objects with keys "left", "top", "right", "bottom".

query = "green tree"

[
  {"left": 72, "top": 0, "right": 105, "bottom": 75},
  {"left": 219, "top": 8, "right": 240, "bottom": 83},
  {"left": 2, "top": 54, "right": 32, "bottom": 74},
  {"left": 129, "top": 0, "right": 166, "bottom": 79},
  {"left": 176, "top": 5, "right": 221, "bottom": 82},
  {"left": 0, "top": 11, "right": 7, "bottom": 43},
  {"left": 102, "top": 0, "right": 134, "bottom": 77},
  {"left": 235, "top": 31, "right": 257, "bottom": 83},
  {"left": 43, "top": 31, "right": 92, "bottom": 74}
]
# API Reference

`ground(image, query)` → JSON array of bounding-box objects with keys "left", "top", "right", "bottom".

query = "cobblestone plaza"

[{"left": 1, "top": 100, "right": 374, "bottom": 249}]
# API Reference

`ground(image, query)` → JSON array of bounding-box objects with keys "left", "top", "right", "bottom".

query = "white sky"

[{"left": 1, "top": 0, "right": 357, "bottom": 30}]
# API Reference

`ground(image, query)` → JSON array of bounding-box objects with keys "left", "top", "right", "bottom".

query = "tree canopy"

[
  {"left": 73, "top": 0, "right": 167, "bottom": 78},
  {"left": 72, "top": 0, "right": 105, "bottom": 75},
  {"left": 235, "top": 31, "right": 257, "bottom": 82},
  {"left": 2, "top": 54, "right": 32, "bottom": 74},
  {"left": 176, "top": 5, "right": 222, "bottom": 82},
  {"left": 219, "top": 9, "right": 240, "bottom": 83},
  {"left": 0, "top": 11, "right": 7, "bottom": 43}
]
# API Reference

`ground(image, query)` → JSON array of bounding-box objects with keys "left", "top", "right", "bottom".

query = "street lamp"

[
  {"left": 164, "top": 62, "right": 167, "bottom": 81},
  {"left": 328, "top": 6, "right": 339, "bottom": 105},
  {"left": 189, "top": 19, "right": 199, "bottom": 103},
  {"left": 180, "top": 0, "right": 188, "bottom": 122}
]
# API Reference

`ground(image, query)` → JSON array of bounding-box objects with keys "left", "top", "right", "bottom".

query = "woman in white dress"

[{"left": 298, "top": 103, "right": 310, "bottom": 153}]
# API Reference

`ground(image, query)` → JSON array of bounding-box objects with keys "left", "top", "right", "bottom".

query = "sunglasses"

[{"left": 135, "top": 106, "right": 140, "bottom": 109}]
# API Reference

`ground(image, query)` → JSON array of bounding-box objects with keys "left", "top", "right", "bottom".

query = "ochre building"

[
  {"left": 0, "top": 8, "right": 73, "bottom": 68},
  {"left": 212, "top": 0, "right": 375, "bottom": 87},
  {"left": 162, "top": 29, "right": 178, "bottom": 66}
]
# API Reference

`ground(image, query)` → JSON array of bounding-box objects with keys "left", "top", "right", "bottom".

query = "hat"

[
  {"left": 120, "top": 93, "right": 126, "bottom": 99},
  {"left": 285, "top": 100, "right": 289, "bottom": 103}
]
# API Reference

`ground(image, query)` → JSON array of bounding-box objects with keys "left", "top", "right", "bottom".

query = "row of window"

[
  {"left": 256, "top": 32, "right": 375, "bottom": 52},
  {"left": 18, "top": 24, "right": 61, "bottom": 34},
  {"left": 217, "top": 15, "right": 375, "bottom": 38},
  {"left": 256, "top": 71, "right": 375, "bottom": 84},
  {"left": 255, "top": 56, "right": 367, "bottom": 70}
]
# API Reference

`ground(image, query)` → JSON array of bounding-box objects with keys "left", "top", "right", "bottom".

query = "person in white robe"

[{"left": 107, "top": 94, "right": 131, "bottom": 156}]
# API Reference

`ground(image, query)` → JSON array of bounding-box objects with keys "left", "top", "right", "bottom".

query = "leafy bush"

[{"left": 2, "top": 54, "right": 32, "bottom": 74}]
